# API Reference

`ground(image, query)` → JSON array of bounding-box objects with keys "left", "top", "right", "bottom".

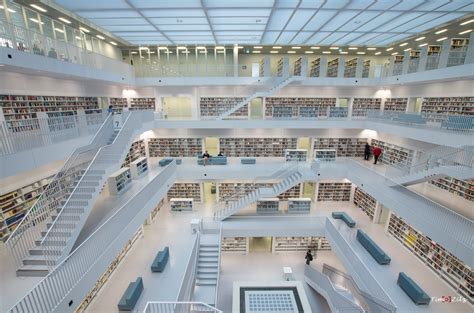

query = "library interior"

[{"left": 0, "top": 0, "right": 473, "bottom": 312}]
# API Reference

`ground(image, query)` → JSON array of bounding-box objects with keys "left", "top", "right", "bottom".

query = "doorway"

[
  {"left": 302, "top": 182, "right": 316, "bottom": 200},
  {"left": 338, "top": 98, "right": 349, "bottom": 107},
  {"left": 203, "top": 182, "right": 217, "bottom": 205},
  {"left": 250, "top": 97, "right": 263, "bottom": 119},
  {"left": 162, "top": 96, "right": 192, "bottom": 119},
  {"left": 204, "top": 137, "right": 219, "bottom": 155},
  {"left": 249, "top": 237, "right": 272, "bottom": 252}
]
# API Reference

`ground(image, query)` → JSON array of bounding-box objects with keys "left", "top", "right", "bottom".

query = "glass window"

[
  {"left": 53, "top": 20, "right": 65, "bottom": 41},
  {"left": 7, "top": 3, "right": 25, "bottom": 28},
  {"left": 65, "top": 24, "right": 74, "bottom": 43},
  {"left": 25, "top": 8, "right": 41, "bottom": 33},
  {"left": 0, "top": 3, "right": 7, "bottom": 21},
  {"left": 40, "top": 15, "right": 54, "bottom": 38}
]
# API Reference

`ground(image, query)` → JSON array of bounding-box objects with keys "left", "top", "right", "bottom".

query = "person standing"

[
  {"left": 364, "top": 143, "right": 371, "bottom": 161},
  {"left": 107, "top": 105, "right": 114, "bottom": 114},
  {"left": 373, "top": 146, "right": 382, "bottom": 164},
  {"left": 305, "top": 250, "right": 313, "bottom": 265}
]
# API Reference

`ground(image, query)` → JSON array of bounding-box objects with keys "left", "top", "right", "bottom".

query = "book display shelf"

[
  {"left": 265, "top": 97, "right": 336, "bottom": 118},
  {"left": 129, "top": 98, "right": 155, "bottom": 110},
  {"left": 272, "top": 236, "right": 331, "bottom": 252},
  {"left": 408, "top": 50, "right": 421, "bottom": 73},
  {"left": 426, "top": 46, "right": 441, "bottom": 70},
  {"left": 293, "top": 57, "right": 302, "bottom": 76},
  {"left": 200, "top": 97, "right": 248, "bottom": 118},
  {"left": 344, "top": 58, "right": 357, "bottom": 77},
  {"left": 352, "top": 98, "right": 382, "bottom": 117},
  {"left": 387, "top": 213, "right": 473, "bottom": 303},
  {"left": 167, "top": 183, "right": 202, "bottom": 202},
  {"left": 219, "top": 138, "right": 297, "bottom": 157},
  {"left": 148, "top": 138, "right": 203, "bottom": 157},
  {"left": 393, "top": 55, "right": 404, "bottom": 75},
  {"left": 327, "top": 58, "right": 339, "bottom": 77},
  {"left": 277, "top": 58, "right": 284, "bottom": 76},
  {"left": 109, "top": 98, "right": 128, "bottom": 112},
  {"left": 429, "top": 177, "right": 473, "bottom": 202},
  {"left": 222, "top": 237, "right": 248, "bottom": 253},
  {"left": 170, "top": 198, "right": 193, "bottom": 211},
  {"left": 313, "top": 138, "right": 367, "bottom": 157},
  {"left": 310, "top": 58, "right": 320, "bottom": 77},
  {"left": 448, "top": 38, "right": 469, "bottom": 67},
  {"left": 370, "top": 139, "right": 415, "bottom": 168},
  {"left": 285, "top": 149, "right": 307, "bottom": 162},
  {"left": 421, "top": 97, "right": 474, "bottom": 119},
  {"left": 287, "top": 198, "right": 311, "bottom": 214},
  {"left": 353, "top": 187, "right": 377, "bottom": 221},
  {"left": 130, "top": 157, "right": 148, "bottom": 179},
  {"left": 317, "top": 182, "right": 352, "bottom": 201},
  {"left": 383, "top": 98, "right": 408, "bottom": 112},
  {"left": 314, "top": 149, "right": 336, "bottom": 162},
  {"left": 122, "top": 139, "right": 146, "bottom": 168},
  {"left": 218, "top": 183, "right": 301, "bottom": 201},
  {"left": 272, "top": 106, "right": 296, "bottom": 119},
  {"left": 107, "top": 167, "right": 132, "bottom": 195},
  {"left": 256, "top": 198, "right": 280, "bottom": 213},
  {"left": 362, "top": 60, "right": 370, "bottom": 78}
]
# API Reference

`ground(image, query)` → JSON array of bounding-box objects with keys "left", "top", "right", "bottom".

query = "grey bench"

[
  {"left": 356, "top": 229, "right": 391, "bottom": 265},
  {"left": 397, "top": 272, "right": 431, "bottom": 305},
  {"left": 241, "top": 158, "right": 256, "bottom": 164},
  {"left": 393, "top": 113, "right": 426, "bottom": 125},
  {"left": 117, "top": 277, "right": 143, "bottom": 311},
  {"left": 441, "top": 115, "right": 474, "bottom": 130},
  {"left": 159, "top": 158, "right": 173, "bottom": 167},
  {"left": 197, "top": 156, "right": 227, "bottom": 165},
  {"left": 332, "top": 212, "right": 356, "bottom": 228},
  {"left": 151, "top": 246, "right": 169, "bottom": 272}
]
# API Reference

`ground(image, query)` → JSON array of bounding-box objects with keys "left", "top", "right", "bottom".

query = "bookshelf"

[
  {"left": 393, "top": 55, "right": 404, "bottom": 75},
  {"left": 421, "top": 97, "right": 473, "bottom": 118},
  {"left": 149, "top": 199, "right": 164, "bottom": 223},
  {"left": 199, "top": 97, "right": 248, "bottom": 118},
  {"left": 272, "top": 236, "right": 331, "bottom": 252},
  {"left": 218, "top": 138, "right": 297, "bottom": 157},
  {"left": 362, "top": 60, "right": 370, "bottom": 78},
  {"left": 170, "top": 198, "right": 193, "bottom": 211},
  {"left": 256, "top": 198, "right": 280, "bottom": 213},
  {"left": 259, "top": 58, "right": 265, "bottom": 77},
  {"left": 129, "top": 98, "right": 155, "bottom": 110},
  {"left": 426, "top": 46, "right": 441, "bottom": 70},
  {"left": 429, "top": 177, "right": 473, "bottom": 202},
  {"left": 327, "top": 58, "right": 339, "bottom": 77},
  {"left": 317, "top": 182, "right": 352, "bottom": 201},
  {"left": 129, "top": 157, "right": 148, "bottom": 179},
  {"left": 387, "top": 213, "right": 473, "bottom": 303},
  {"left": 107, "top": 167, "right": 132, "bottom": 195},
  {"left": 370, "top": 139, "right": 415, "bottom": 168},
  {"left": 287, "top": 198, "right": 311, "bottom": 214},
  {"left": 352, "top": 98, "right": 382, "bottom": 117},
  {"left": 298, "top": 106, "right": 319, "bottom": 118},
  {"left": 293, "top": 57, "right": 302, "bottom": 76},
  {"left": 148, "top": 138, "right": 203, "bottom": 157},
  {"left": 222, "top": 237, "right": 248, "bottom": 253},
  {"left": 265, "top": 97, "right": 336, "bottom": 118},
  {"left": 272, "top": 106, "right": 296, "bottom": 119},
  {"left": 383, "top": 98, "right": 408, "bottom": 112},
  {"left": 329, "top": 107, "right": 349, "bottom": 118},
  {"left": 344, "top": 58, "right": 357, "bottom": 78},
  {"left": 310, "top": 58, "right": 320, "bottom": 77},
  {"left": 109, "top": 98, "right": 128, "bottom": 112},
  {"left": 408, "top": 50, "right": 421, "bottom": 73},
  {"left": 314, "top": 149, "right": 336, "bottom": 162},
  {"left": 218, "top": 183, "right": 301, "bottom": 201},
  {"left": 0, "top": 174, "right": 54, "bottom": 241},
  {"left": 353, "top": 187, "right": 377, "bottom": 221},
  {"left": 167, "top": 183, "right": 202, "bottom": 202},
  {"left": 448, "top": 38, "right": 469, "bottom": 67},
  {"left": 277, "top": 58, "right": 284, "bottom": 76},
  {"left": 285, "top": 149, "right": 307, "bottom": 162},
  {"left": 313, "top": 138, "right": 367, "bottom": 157},
  {"left": 122, "top": 139, "right": 146, "bottom": 168}
]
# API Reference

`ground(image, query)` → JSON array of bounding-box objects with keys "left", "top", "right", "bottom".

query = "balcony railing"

[{"left": 144, "top": 302, "right": 222, "bottom": 313}]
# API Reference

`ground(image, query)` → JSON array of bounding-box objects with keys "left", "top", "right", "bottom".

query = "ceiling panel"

[
  {"left": 303, "top": 10, "right": 338, "bottom": 30},
  {"left": 376, "top": 12, "right": 424, "bottom": 32},
  {"left": 306, "top": 32, "right": 332, "bottom": 44},
  {"left": 321, "top": 11, "right": 361, "bottom": 31},
  {"left": 338, "top": 11, "right": 380, "bottom": 31},
  {"left": 86, "top": 18, "right": 149, "bottom": 26},
  {"left": 290, "top": 32, "right": 314, "bottom": 44},
  {"left": 78, "top": 10, "right": 142, "bottom": 18},
  {"left": 267, "top": 9, "right": 295, "bottom": 30},
  {"left": 286, "top": 10, "right": 318, "bottom": 31},
  {"left": 335, "top": 32, "right": 366, "bottom": 45},
  {"left": 319, "top": 32, "right": 350, "bottom": 45},
  {"left": 149, "top": 17, "right": 208, "bottom": 25},
  {"left": 276, "top": 31, "right": 298, "bottom": 44},
  {"left": 142, "top": 9, "right": 205, "bottom": 17}
]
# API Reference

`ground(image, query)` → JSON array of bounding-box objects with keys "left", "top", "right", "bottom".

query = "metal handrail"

[
  {"left": 176, "top": 232, "right": 200, "bottom": 302},
  {"left": 144, "top": 302, "right": 223, "bottom": 313},
  {"left": 214, "top": 223, "right": 223, "bottom": 305}
]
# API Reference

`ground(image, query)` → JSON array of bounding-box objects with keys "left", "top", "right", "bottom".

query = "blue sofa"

[
  {"left": 356, "top": 230, "right": 391, "bottom": 265},
  {"left": 241, "top": 158, "right": 256, "bottom": 164},
  {"left": 159, "top": 158, "right": 173, "bottom": 167},
  {"left": 393, "top": 113, "right": 426, "bottom": 125},
  {"left": 117, "top": 277, "right": 143, "bottom": 311},
  {"left": 332, "top": 212, "right": 356, "bottom": 228},
  {"left": 397, "top": 272, "right": 431, "bottom": 305},
  {"left": 197, "top": 156, "right": 227, "bottom": 165},
  {"left": 151, "top": 246, "right": 169, "bottom": 272},
  {"left": 441, "top": 115, "right": 474, "bottom": 130}
]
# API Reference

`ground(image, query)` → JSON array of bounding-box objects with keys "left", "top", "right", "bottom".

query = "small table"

[
  {"left": 283, "top": 267, "right": 293, "bottom": 281},
  {"left": 190, "top": 218, "right": 201, "bottom": 234}
]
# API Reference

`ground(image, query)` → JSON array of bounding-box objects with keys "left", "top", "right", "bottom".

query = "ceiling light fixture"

[
  {"left": 58, "top": 17, "right": 71, "bottom": 24},
  {"left": 149, "top": 51, "right": 155, "bottom": 54},
  {"left": 386, "top": 47, "right": 393, "bottom": 51},
  {"left": 270, "top": 50, "right": 278, "bottom": 54},
  {"left": 29, "top": 18, "right": 43, "bottom": 24},
  {"left": 54, "top": 28, "right": 64, "bottom": 33},
  {"left": 375, "top": 52, "right": 381, "bottom": 55},
  {"left": 435, "top": 29, "right": 447, "bottom": 34},
  {"left": 340, "top": 51, "right": 348, "bottom": 54},
  {"left": 0, "top": 5, "right": 16, "bottom": 13},
  {"left": 391, "top": 52, "right": 398, "bottom": 55},
  {"left": 75, "top": 36, "right": 82, "bottom": 40},
  {"left": 305, "top": 51, "right": 314, "bottom": 54},
  {"left": 30, "top": 4, "right": 47, "bottom": 12},
  {"left": 403, "top": 48, "right": 411, "bottom": 51},
  {"left": 460, "top": 19, "right": 474, "bottom": 25},
  {"left": 254, "top": 46, "right": 263, "bottom": 49},
  {"left": 236, "top": 46, "right": 244, "bottom": 49},
  {"left": 310, "top": 46, "right": 320, "bottom": 49},
  {"left": 399, "top": 42, "right": 408, "bottom": 47},
  {"left": 436, "top": 37, "right": 448, "bottom": 42},
  {"left": 322, "top": 51, "right": 331, "bottom": 54},
  {"left": 272, "top": 46, "right": 282, "bottom": 49},
  {"left": 459, "top": 29, "right": 472, "bottom": 35},
  {"left": 348, "top": 47, "right": 358, "bottom": 50},
  {"left": 419, "top": 43, "right": 428, "bottom": 47},
  {"left": 367, "top": 47, "right": 377, "bottom": 50},
  {"left": 131, "top": 51, "right": 138, "bottom": 55},
  {"left": 79, "top": 27, "right": 90, "bottom": 33},
  {"left": 357, "top": 52, "right": 365, "bottom": 54},
  {"left": 415, "top": 36, "right": 425, "bottom": 41},
  {"left": 292, "top": 46, "right": 301, "bottom": 49},
  {"left": 288, "top": 51, "right": 296, "bottom": 54},
  {"left": 215, "top": 46, "right": 225, "bottom": 49},
  {"left": 252, "top": 51, "right": 261, "bottom": 53},
  {"left": 158, "top": 47, "right": 168, "bottom": 50},
  {"left": 110, "top": 41, "right": 117, "bottom": 46},
  {"left": 196, "top": 46, "right": 206, "bottom": 49},
  {"left": 330, "top": 47, "right": 339, "bottom": 50},
  {"left": 177, "top": 46, "right": 187, "bottom": 50},
  {"left": 96, "top": 35, "right": 105, "bottom": 40},
  {"left": 199, "top": 51, "right": 207, "bottom": 54}
]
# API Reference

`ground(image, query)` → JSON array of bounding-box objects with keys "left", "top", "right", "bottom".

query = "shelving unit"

[
  {"left": 387, "top": 213, "right": 473, "bottom": 303},
  {"left": 259, "top": 58, "right": 265, "bottom": 77},
  {"left": 219, "top": 138, "right": 297, "bottom": 157},
  {"left": 199, "top": 97, "right": 248, "bottom": 118},
  {"left": 129, "top": 98, "right": 155, "bottom": 110},
  {"left": 370, "top": 139, "right": 415, "bottom": 168},
  {"left": 421, "top": 97, "right": 473, "bottom": 118},
  {"left": 429, "top": 177, "right": 473, "bottom": 202},
  {"left": 218, "top": 183, "right": 301, "bottom": 201},
  {"left": 107, "top": 167, "right": 132, "bottom": 195},
  {"left": 383, "top": 98, "right": 408, "bottom": 112},
  {"left": 277, "top": 58, "right": 284, "bottom": 76},
  {"left": 285, "top": 149, "right": 307, "bottom": 162},
  {"left": 256, "top": 198, "right": 280, "bottom": 213},
  {"left": 298, "top": 106, "right": 319, "bottom": 118},
  {"left": 222, "top": 237, "right": 248, "bottom": 253},
  {"left": 0, "top": 174, "right": 55, "bottom": 241},
  {"left": 314, "top": 149, "right": 336, "bottom": 162},
  {"left": 329, "top": 107, "right": 349, "bottom": 118},
  {"left": 265, "top": 97, "right": 336, "bottom": 118},
  {"left": 408, "top": 50, "right": 421, "bottom": 73},
  {"left": 352, "top": 98, "right": 382, "bottom": 117},
  {"left": 310, "top": 58, "right": 320, "bottom": 77},
  {"left": 293, "top": 57, "right": 302, "bottom": 76},
  {"left": 122, "top": 139, "right": 146, "bottom": 168},
  {"left": 327, "top": 58, "right": 339, "bottom": 77},
  {"left": 287, "top": 198, "right": 311, "bottom": 214},
  {"left": 272, "top": 236, "right": 331, "bottom": 252},
  {"left": 167, "top": 183, "right": 202, "bottom": 202},
  {"left": 362, "top": 60, "right": 370, "bottom": 78},
  {"left": 313, "top": 138, "right": 367, "bottom": 157},
  {"left": 170, "top": 198, "right": 193, "bottom": 211},
  {"left": 393, "top": 55, "right": 404, "bottom": 75},
  {"left": 317, "top": 182, "right": 352, "bottom": 201},
  {"left": 148, "top": 138, "right": 203, "bottom": 157},
  {"left": 272, "top": 106, "right": 296, "bottom": 119},
  {"left": 426, "top": 46, "right": 441, "bottom": 70},
  {"left": 149, "top": 199, "right": 164, "bottom": 222},
  {"left": 344, "top": 58, "right": 357, "bottom": 78},
  {"left": 448, "top": 38, "right": 469, "bottom": 67},
  {"left": 353, "top": 187, "right": 377, "bottom": 221},
  {"left": 129, "top": 157, "right": 148, "bottom": 179},
  {"left": 109, "top": 98, "right": 128, "bottom": 112}
]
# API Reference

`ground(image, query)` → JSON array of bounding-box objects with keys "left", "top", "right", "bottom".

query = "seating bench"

[
  {"left": 197, "top": 156, "right": 227, "bottom": 165},
  {"left": 159, "top": 158, "right": 173, "bottom": 167},
  {"left": 393, "top": 113, "right": 426, "bottom": 125},
  {"left": 175, "top": 158, "right": 182, "bottom": 165},
  {"left": 117, "top": 277, "right": 143, "bottom": 311},
  {"left": 331, "top": 212, "right": 356, "bottom": 228},
  {"left": 397, "top": 272, "right": 431, "bottom": 305},
  {"left": 356, "top": 230, "right": 391, "bottom": 265},
  {"left": 151, "top": 246, "right": 169, "bottom": 272},
  {"left": 241, "top": 158, "right": 256, "bottom": 164},
  {"left": 441, "top": 115, "right": 474, "bottom": 130}
]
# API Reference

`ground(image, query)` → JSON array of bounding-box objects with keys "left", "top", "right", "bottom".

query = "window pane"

[
  {"left": 41, "top": 15, "right": 54, "bottom": 38},
  {"left": 25, "top": 8, "right": 41, "bottom": 33},
  {"left": 8, "top": 3, "right": 25, "bottom": 28},
  {"left": 53, "top": 21, "right": 65, "bottom": 41}
]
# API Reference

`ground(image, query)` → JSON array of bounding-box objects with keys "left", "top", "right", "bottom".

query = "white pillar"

[
  {"left": 282, "top": 56, "right": 290, "bottom": 77},
  {"left": 355, "top": 57, "right": 364, "bottom": 78},
  {"left": 348, "top": 97, "right": 354, "bottom": 118},
  {"left": 387, "top": 56, "right": 396, "bottom": 76},
  {"left": 300, "top": 56, "right": 308, "bottom": 77},
  {"left": 401, "top": 51, "right": 410, "bottom": 75},
  {"left": 233, "top": 44, "right": 239, "bottom": 77},
  {"left": 438, "top": 39, "right": 451, "bottom": 68},
  {"left": 418, "top": 46, "right": 428, "bottom": 72},
  {"left": 373, "top": 202, "right": 383, "bottom": 224},
  {"left": 384, "top": 211, "right": 392, "bottom": 233},
  {"left": 337, "top": 56, "right": 346, "bottom": 78},
  {"left": 263, "top": 56, "right": 271, "bottom": 77},
  {"left": 319, "top": 56, "right": 328, "bottom": 78}
]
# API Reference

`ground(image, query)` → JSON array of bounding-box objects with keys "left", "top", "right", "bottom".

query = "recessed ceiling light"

[
  {"left": 110, "top": 41, "right": 117, "bottom": 46},
  {"left": 375, "top": 52, "right": 381, "bottom": 55},
  {"left": 75, "top": 36, "right": 82, "bottom": 40},
  {"left": 403, "top": 48, "right": 411, "bottom": 51},
  {"left": 0, "top": 5, "right": 16, "bottom": 13},
  {"left": 58, "top": 17, "right": 71, "bottom": 24},
  {"left": 310, "top": 47, "right": 320, "bottom": 49},
  {"left": 164, "top": 50, "right": 173, "bottom": 54},
  {"left": 96, "top": 35, "right": 105, "bottom": 40},
  {"left": 177, "top": 46, "right": 187, "bottom": 50},
  {"left": 199, "top": 51, "right": 207, "bottom": 54},
  {"left": 419, "top": 43, "right": 428, "bottom": 47},
  {"left": 131, "top": 51, "right": 138, "bottom": 55},
  {"left": 340, "top": 51, "right": 348, "bottom": 54},
  {"left": 415, "top": 36, "right": 425, "bottom": 41},
  {"left": 54, "top": 28, "right": 64, "bottom": 33},
  {"left": 288, "top": 51, "right": 296, "bottom": 54},
  {"left": 322, "top": 51, "right": 331, "bottom": 54},
  {"left": 30, "top": 4, "right": 47, "bottom": 12},
  {"left": 196, "top": 46, "right": 206, "bottom": 49},
  {"left": 0, "top": 64, "right": 4, "bottom": 66},
  {"left": 391, "top": 52, "right": 398, "bottom": 55},
  {"left": 79, "top": 27, "right": 90, "bottom": 33},
  {"left": 158, "top": 47, "right": 168, "bottom": 50},
  {"left": 459, "top": 29, "right": 472, "bottom": 35},
  {"left": 270, "top": 50, "right": 278, "bottom": 54},
  {"left": 399, "top": 42, "right": 408, "bottom": 47},
  {"left": 435, "top": 29, "right": 447, "bottom": 34},
  {"left": 29, "top": 18, "right": 43, "bottom": 25},
  {"left": 460, "top": 19, "right": 474, "bottom": 25},
  {"left": 305, "top": 51, "right": 314, "bottom": 54},
  {"left": 215, "top": 46, "right": 225, "bottom": 49},
  {"left": 436, "top": 37, "right": 448, "bottom": 42},
  {"left": 292, "top": 46, "right": 301, "bottom": 49},
  {"left": 272, "top": 46, "right": 282, "bottom": 49},
  {"left": 329, "top": 47, "right": 339, "bottom": 50},
  {"left": 139, "top": 46, "right": 149, "bottom": 50},
  {"left": 357, "top": 51, "right": 365, "bottom": 54},
  {"left": 367, "top": 48, "right": 377, "bottom": 50},
  {"left": 254, "top": 46, "right": 263, "bottom": 49},
  {"left": 348, "top": 47, "right": 358, "bottom": 50},
  {"left": 252, "top": 51, "right": 261, "bottom": 54},
  {"left": 149, "top": 51, "right": 155, "bottom": 54},
  {"left": 236, "top": 46, "right": 244, "bottom": 49},
  {"left": 386, "top": 47, "right": 393, "bottom": 51}
]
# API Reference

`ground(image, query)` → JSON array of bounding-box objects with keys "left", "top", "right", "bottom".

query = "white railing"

[
  {"left": 304, "top": 264, "right": 364, "bottom": 313},
  {"left": 214, "top": 224, "right": 223, "bottom": 306},
  {"left": 144, "top": 302, "right": 222, "bottom": 313},
  {"left": 5, "top": 113, "right": 114, "bottom": 268},
  {"left": 176, "top": 233, "right": 200, "bottom": 302},
  {"left": 8, "top": 162, "right": 177, "bottom": 313}
]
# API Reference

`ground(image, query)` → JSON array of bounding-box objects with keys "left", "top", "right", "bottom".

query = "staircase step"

[
  {"left": 35, "top": 239, "right": 67, "bottom": 246},
  {"left": 199, "top": 259, "right": 218, "bottom": 264},
  {"left": 29, "top": 247, "right": 62, "bottom": 256},
  {"left": 198, "top": 263, "right": 218, "bottom": 268},
  {"left": 196, "top": 280, "right": 217, "bottom": 286},
  {"left": 46, "top": 222, "right": 75, "bottom": 229},
  {"left": 41, "top": 230, "right": 70, "bottom": 237},
  {"left": 199, "top": 252, "right": 219, "bottom": 257},
  {"left": 22, "top": 255, "right": 50, "bottom": 266},
  {"left": 196, "top": 273, "right": 218, "bottom": 280},
  {"left": 197, "top": 267, "right": 218, "bottom": 274},
  {"left": 199, "top": 254, "right": 218, "bottom": 259},
  {"left": 16, "top": 265, "right": 49, "bottom": 277},
  {"left": 51, "top": 214, "right": 80, "bottom": 222}
]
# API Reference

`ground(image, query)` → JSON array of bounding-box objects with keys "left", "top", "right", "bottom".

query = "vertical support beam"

[
  {"left": 300, "top": 55, "right": 308, "bottom": 77},
  {"left": 76, "top": 109, "right": 88, "bottom": 136},
  {"left": 401, "top": 51, "right": 410, "bottom": 75},
  {"left": 263, "top": 55, "right": 271, "bottom": 77},
  {"left": 373, "top": 202, "right": 383, "bottom": 224},
  {"left": 438, "top": 39, "right": 451, "bottom": 68},
  {"left": 464, "top": 32, "right": 474, "bottom": 64},
  {"left": 282, "top": 56, "right": 290, "bottom": 76},
  {"left": 355, "top": 57, "right": 364, "bottom": 78},
  {"left": 387, "top": 56, "right": 396, "bottom": 76},
  {"left": 418, "top": 46, "right": 428, "bottom": 72},
  {"left": 348, "top": 97, "right": 354, "bottom": 118},
  {"left": 384, "top": 211, "right": 392, "bottom": 233},
  {"left": 233, "top": 44, "right": 239, "bottom": 77},
  {"left": 337, "top": 56, "right": 345, "bottom": 78},
  {"left": 319, "top": 56, "right": 328, "bottom": 78}
]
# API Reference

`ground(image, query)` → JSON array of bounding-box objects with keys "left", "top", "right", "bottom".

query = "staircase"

[
  {"left": 213, "top": 169, "right": 304, "bottom": 220},
  {"left": 217, "top": 76, "right": 301, "bottom": 120}
]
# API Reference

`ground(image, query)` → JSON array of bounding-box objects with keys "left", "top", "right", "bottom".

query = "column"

[
  {"left": 464, "top": 32, "right": 474, "bottom": 64},
  {"left": 337, "top": 56, "right": 346, "bottom": 78},
  {"left": 263, "top": 55, "right": 271, "bottom": 77},
  {"left": 355, "top": 57, "right": 364, "bottom": 77},
  {"left": 348, "top": 97, "right": 354, "bottom": 118},
  {"left": 418, "top": 46, "right": 428, "bottom": 72},
  {"left": 282, "top": 56, "right": 290, "bottom": 76},
  {"left": 319, "top": 56, "right": 328, "bottom": 78},
  {"left": 372, "top": 202, "right": 383, "bottom": 224},
  {"left": 384, "top": 211, "right": 392, "bottom": 233},
  {"left": 401, "top": 50, "right": 411, "bottom": 75},
  {"left": 233, "top": 44, "right": 239, "bottom": 77},
  {"left": 300, "top": 56, "right": 308, "bottom": 77},
  {"left": 387, "top": 56, "right": 396, "bottom": 76},
  {"left": 438, "top": 39, "right": 451, "bottom": 68}
]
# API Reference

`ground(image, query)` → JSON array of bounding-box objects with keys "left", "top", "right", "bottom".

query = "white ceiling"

[{"left": 52, "top": 0, "right": 474, "bottom": 46}]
